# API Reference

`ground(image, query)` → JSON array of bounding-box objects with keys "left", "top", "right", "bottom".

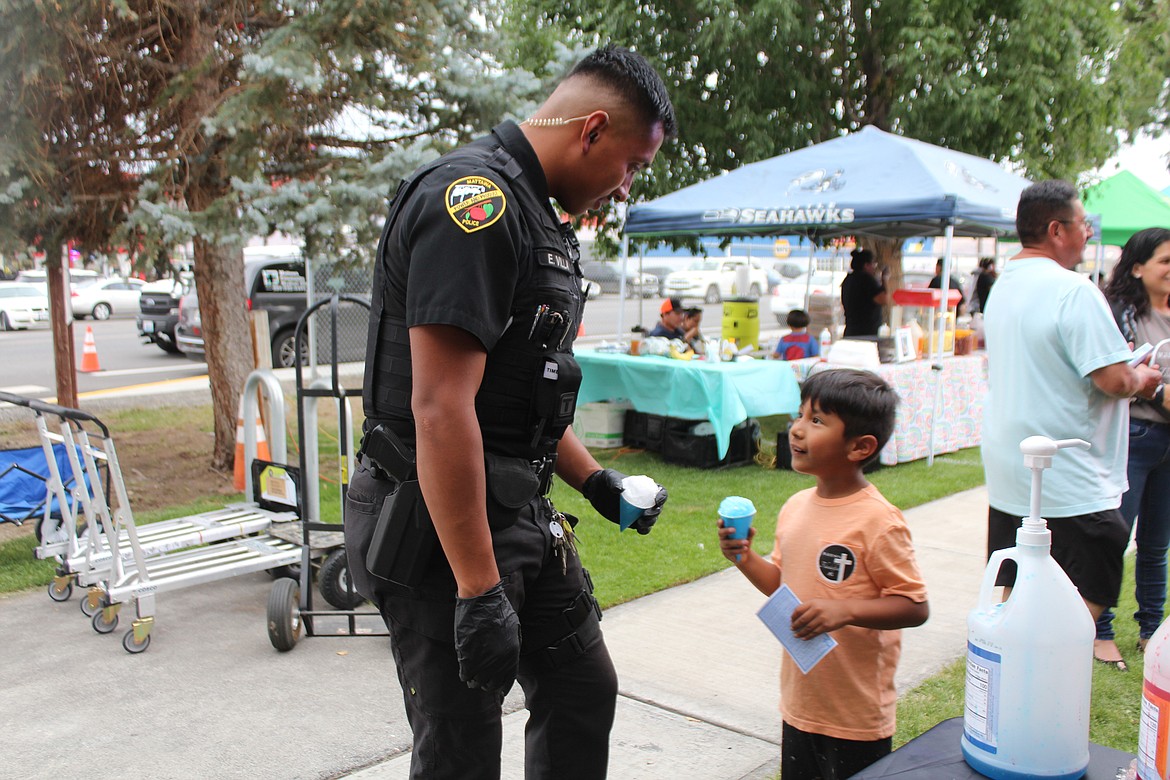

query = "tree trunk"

[
  {"left": 178, "top": 16, "right": 252, "bottom": 474},
  {"left": 192, "top": 239, "right": 252, "bottom": 473},
  {"left": 870, "top": 237, "right": 904, "bottom": 328},
  {"left": 47, "top": 261, "right": 77, "bottom": 409}
]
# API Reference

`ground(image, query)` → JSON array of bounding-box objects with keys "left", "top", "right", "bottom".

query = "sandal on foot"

[
  {"left": 1094, "top": 639, "right": 1128, "bottom": 671},
  {"left": 1094, "top": 656, "right": 1129, "bottom": 672},
  {"left": 1139, "top": 637, "right": 1150, "bottom": 654}
]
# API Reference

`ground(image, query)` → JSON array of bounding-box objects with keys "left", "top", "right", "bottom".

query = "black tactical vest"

[{"left": 362, "top": 132, "right": 585, "bottom": 461}]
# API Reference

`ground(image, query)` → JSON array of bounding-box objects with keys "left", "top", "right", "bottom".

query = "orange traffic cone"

[
  {"left": 79, "top": 326, "right": 101, "bottom": 372},
  {"left": 577, "top": 322, "right": 585, "bottom": 337},
  {"left": 232, "top": 397, "right": 272, "bottom": 491}
]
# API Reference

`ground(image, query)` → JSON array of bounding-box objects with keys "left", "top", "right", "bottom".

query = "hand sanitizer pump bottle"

[{"left": 961, "top": 436, "right": 1094, "bottom": 780}]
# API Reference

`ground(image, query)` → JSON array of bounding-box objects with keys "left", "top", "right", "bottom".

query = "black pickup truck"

[{"left": 136, "top": 276, "right": 189, "bottom": 354}]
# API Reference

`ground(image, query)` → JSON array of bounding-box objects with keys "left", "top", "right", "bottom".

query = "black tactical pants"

[{"left": 344, "top": 462, "right": 617, "bottom": 780}]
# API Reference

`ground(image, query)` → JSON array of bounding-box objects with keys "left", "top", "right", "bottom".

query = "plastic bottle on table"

[{"left": 819, "top": 327, "right": 832, "bottom": 357}]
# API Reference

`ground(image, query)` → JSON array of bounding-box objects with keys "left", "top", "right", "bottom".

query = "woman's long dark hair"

[{"left": 1104, "top": 227, "right": 1170, "bottom": 318}]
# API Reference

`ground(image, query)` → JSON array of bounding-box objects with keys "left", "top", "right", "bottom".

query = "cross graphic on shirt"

[{"left": 828, "top": 551, "right": 851, "bottom": 583}]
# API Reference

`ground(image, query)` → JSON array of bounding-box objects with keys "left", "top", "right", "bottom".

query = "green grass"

[
  {"left": 0, "top": 534, "right": 53, "bottom": 594},
  {"left": 894, "top": 554, "right": 1147, "bottom": 754}
]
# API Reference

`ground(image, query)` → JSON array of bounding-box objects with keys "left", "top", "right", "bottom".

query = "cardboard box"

[{"left": 573, "top": 402, "right": 631, "bottom": 449}]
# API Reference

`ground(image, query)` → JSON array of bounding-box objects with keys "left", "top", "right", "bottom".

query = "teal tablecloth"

[{"left": 575, "top": 350, "right": 801, "bottom": 458}]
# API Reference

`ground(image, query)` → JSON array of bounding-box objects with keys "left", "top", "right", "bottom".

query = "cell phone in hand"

[{"left": 1129, "top": 342, "right": 1155, "bottom": 367}]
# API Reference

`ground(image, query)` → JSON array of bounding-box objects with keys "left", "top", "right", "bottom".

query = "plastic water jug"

[
  {"left": 961, "top": 436, "right": 1094, "bottom": 780},
  {"left": 1138, "top": 618, "right": 1170, "bottom": 778}
]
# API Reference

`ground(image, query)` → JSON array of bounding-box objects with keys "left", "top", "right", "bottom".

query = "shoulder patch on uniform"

[{"left": 444, "top": 175, "right": 507, "bottom": 234}]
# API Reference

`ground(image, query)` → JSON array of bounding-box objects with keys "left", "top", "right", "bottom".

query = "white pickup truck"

[{"left": 663, "top": 259, "right": 770, "bottom": 303}]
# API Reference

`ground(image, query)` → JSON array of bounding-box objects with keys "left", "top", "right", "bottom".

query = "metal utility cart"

[{"left": 266, "top": 294, "right": 388, "bottom": 651}]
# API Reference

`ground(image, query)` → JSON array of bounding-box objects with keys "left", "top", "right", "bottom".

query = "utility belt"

[{"left": 359, "top": 424, "right": 559, "bottom": 587}]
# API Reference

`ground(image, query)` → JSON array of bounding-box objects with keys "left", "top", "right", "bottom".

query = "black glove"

[
  {"left": 453, "top": 580, "right": 521, "bottom": 696},
  {"left": 582, "top": 468, "right": 668, "bottom": 535}
]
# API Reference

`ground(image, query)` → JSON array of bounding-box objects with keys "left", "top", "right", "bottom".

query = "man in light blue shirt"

[{"left": 982, "top": 180, "right": 1162, "bottom": 622}]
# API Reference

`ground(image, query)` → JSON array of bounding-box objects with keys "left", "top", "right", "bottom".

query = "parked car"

[
  {"left": 663, "top": 259, "right": 770, "bottom": 303},
  {"left": 70, "top": 277, "right": 145, "bottom": 320},
  {"left": 768, "top": 270, "right": 842, "bottom": 324},
  {"left": 579, "top": 261, "right": 657, "bottom": 298},
  {"left": 772, "top": 269, "right": 936, "bottom": 326},
  {"left": 15, "top": 268, "right": 102, "bottom": 288},
  {"left": 176, "top": 248, "right": 368, "bottom": 368},
  {"left": 137, "top": 276, "right": 190, "bottom": 354},
  {"left": 0, "top": 282, "right": 50, "bottom": 330}
]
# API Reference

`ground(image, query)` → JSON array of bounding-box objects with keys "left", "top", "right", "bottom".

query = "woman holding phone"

[{"left": 1094, "top": 227, "right": 1170, "bottom": 671}]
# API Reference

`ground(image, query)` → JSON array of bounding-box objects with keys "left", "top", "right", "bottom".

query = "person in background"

[
  {"left": 928, "top": 257, "right": 967, "bottom": 316},
  {"left": 840, "top": 248, "right": 889, "bottom": 337},
  {"left": 344, "top": 45, "right": 674, "bottom": 780},
  {"left": 970, "top": 257, "right": 998, "bottom": 314},
  {"left": 773, "top": 308, "right": 821, "bottom": 361},
  {"left": 682, "top": 306, "right": 706, "bottom": 354},
  {"left": 649, "top": 296, "right": 687, "bottom": 339},
  {"left": 718, "top": 368, "right": 929, "bottom": 780},
  {"left": 1093, "top": 227, "right": 1170, "bottom": 670},
  {"left": 982, "top": 181, "right": 1161, "bottom": 649}
]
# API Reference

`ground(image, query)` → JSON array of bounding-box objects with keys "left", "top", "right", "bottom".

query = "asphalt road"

[{"left": 0, "top": 294, "right": 780, "bottom": 400}]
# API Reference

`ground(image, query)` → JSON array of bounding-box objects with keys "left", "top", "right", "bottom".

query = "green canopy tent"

[{"left": 1082, "top": 170, "right": 1170, "bottom": 247}]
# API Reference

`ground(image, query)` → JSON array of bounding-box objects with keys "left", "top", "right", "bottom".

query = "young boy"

[
  {"left": 718, "top": 368, "right": 929, "bottom": 780},
  {"left": 774, "top": 309, "right": 821, "bottom": 360}
]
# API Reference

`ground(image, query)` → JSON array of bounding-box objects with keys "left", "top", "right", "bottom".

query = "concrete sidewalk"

[
  {"left": 350, "top": 485, "right": 989, "bottom": 780},
  {"left": 0, "top": 486, "right": 987, "bottom": 780}
]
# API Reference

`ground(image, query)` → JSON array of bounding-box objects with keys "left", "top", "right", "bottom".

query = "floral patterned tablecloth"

[{"left": 790, "top": 354, "right": 988, "bottom": 465}]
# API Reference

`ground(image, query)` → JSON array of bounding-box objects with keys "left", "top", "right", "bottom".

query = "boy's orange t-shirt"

[{"left": 768, "top": 483, "right": 927, "bottom": 741}]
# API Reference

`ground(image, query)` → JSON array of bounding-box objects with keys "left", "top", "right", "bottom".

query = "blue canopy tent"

[
  {"left": 626, "top": 125, "right": 1029, "bottom": 240},
  {"left": 622, "top": 125, "right": 1033, "bottom": 463}
]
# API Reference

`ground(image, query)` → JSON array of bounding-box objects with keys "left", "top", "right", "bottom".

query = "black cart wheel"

[
  {"left": 705, "top": 284, "right": 721, "bottom": 304},
  {"left": 267, "top": 563, "right": 302, "bottom": 581},
  {"left": 47, "top": 579, "right": 73, "bottom": 602},
  {"left": 319, "top": 549, "right": 365, "bottom": 610},
  {"left": 267, "top": 577, "right": 302, "bottom": 651},
  {"left": 92, "top": 608, "right": 119, "bottom": 634},
  {"left": 122, "top": 629, "right": 151, "bottom": 654}
]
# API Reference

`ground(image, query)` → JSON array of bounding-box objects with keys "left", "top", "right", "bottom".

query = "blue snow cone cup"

[{"left": 718, "top": 496, "right": 756, "bottom": 540}]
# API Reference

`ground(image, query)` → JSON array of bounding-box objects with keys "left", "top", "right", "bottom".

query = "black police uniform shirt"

[{"left": 367, "top": 121, "right": 583, "bottom": 458}]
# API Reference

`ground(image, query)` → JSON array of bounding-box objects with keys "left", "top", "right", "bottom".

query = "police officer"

[{"left": 344, "top": 47, "right": 676, "bottom": 780}]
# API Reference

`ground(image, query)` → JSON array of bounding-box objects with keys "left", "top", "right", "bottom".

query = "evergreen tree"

[{"left": 1, "top": 0, "right": 546, "bottom": 468}]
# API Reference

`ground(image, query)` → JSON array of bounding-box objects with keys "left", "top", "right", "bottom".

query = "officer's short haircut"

[
  {"left": 1016, "top": 180, "right": 1079, "bottom": 246},
  {"left": 786, "top": 309, "right": 811, "bottom": 329},
  {"left": 568, "top": 45, "right": 677, "bottom": 140},
  {"left": 801, "top": 368, "right": 898, "bottom": 465}
]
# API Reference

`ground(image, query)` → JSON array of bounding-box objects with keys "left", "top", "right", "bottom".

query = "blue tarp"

[
  {"left": 0, "top": 443, "right": 80, "bottom": 524},
  {"left": 626, "top": 126, "right": 1032, "bottom": 241}
]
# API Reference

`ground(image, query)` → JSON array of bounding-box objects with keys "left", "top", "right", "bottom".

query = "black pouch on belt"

[{"left": 366, "top": 478, "right": 437, "bottom": 588}]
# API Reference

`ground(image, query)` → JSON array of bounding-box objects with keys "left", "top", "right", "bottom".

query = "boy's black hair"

[
  {"left": 568, "top": 45, "right": 678, "bottom": 140},
  {"left": 800, "top": 368, "right": 898, "bottom": 466},
  {"left": 786, "top": 308, "right": 811, "bottom": 329}
]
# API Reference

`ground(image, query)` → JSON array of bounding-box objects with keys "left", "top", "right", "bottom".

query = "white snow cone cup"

[{"left": 619, "top": 475, "right": 659, "bottom": 531}]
